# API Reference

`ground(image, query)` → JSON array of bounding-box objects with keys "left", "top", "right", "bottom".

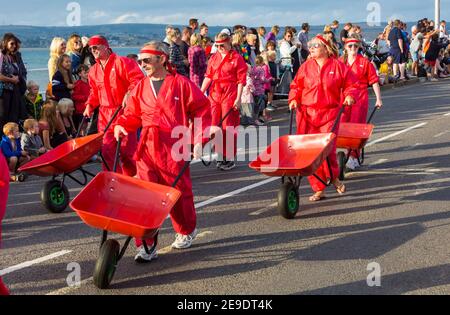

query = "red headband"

[
  {"left": 345, "top": 39, "right": 361, "bottom": 45},
  {"left": 88, "top": 36, "right": 109, "bottom": 48},
  {"left": 139, "top": 49, "right": 168, "bottom": 57},
  {"left": 215, "top": 38, "right": 230, "bottom": 44},
  {"left": 315, "top": 35, "right": 331, "bottom": 48}
]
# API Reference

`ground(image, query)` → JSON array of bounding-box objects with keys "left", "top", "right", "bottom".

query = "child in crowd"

[
  {"left": 39, "top": 101, "right": 68, "bottom": 150},
  {"left": 52, "top": 54, "right": 74, "bottom": 101},
  {"left": 252, "top": 55, "right": 272, "bottom": 124},
  {"left": 379, "top": 56, "right": 395, "bottom": 85},
  {"left": 58, "top": 98, "right": 77, "bottom": 139},
  {"left": 265, "top": 51, "right": 278, "bottom": 111},
  {"left": 72, "top": 64, "right": 90, "bottom": 133},
  {"left": 1, "top": 123, "right": 30, "bottom": 181},
  {"left": 21, "top": 119, "right": 46, "bottom": 159},
  {"left": 23, "top": 81, "right": 44, "bottom": 121},
  {"left": 240, "top": 64, "right": 257, "bottom": 126}
]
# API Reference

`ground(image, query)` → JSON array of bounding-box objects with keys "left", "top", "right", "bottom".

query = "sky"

[{"left": 1, "top": 0, "right": 449, "bottom": 27}]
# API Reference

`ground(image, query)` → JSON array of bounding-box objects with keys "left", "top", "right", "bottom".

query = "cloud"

[
  {"left": 112, "top": 13, "right": 140, "bottom": 24},
  {"left": 91, "top": 11, "right": 108, "bottom": 19}
]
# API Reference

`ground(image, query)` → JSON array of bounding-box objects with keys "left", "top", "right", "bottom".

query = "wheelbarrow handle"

[
  {"left": 289, "top": 109, "right": 295, "bottom": 135},
  {"left": 75, "top": 116, "right": 89, "bottom": 138},
  {"left": 103, "top": 106, "right": 123, "bottom": 134},
  {"left": 172, "top": 160, "right": 191, "bottom": 188},
  {"left": 367, "top": 106, "right": 379, "bottom": 124},
  {"left": 113, "top": 137, "right": 122, "bottom": 173},
  {"left": 331, "top": 106, "right": 345, "bottom": 134}
]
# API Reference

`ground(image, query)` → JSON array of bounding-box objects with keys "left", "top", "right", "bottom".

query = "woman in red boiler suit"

[
  {"left": 288, "top": 35, "right": 357, "bottom": 202},
  {"left": 200, "top": 32, "right": 247, "bottom": 171},
  {"left": 340, "top": 35, "right": 383, "bottom": 170}
]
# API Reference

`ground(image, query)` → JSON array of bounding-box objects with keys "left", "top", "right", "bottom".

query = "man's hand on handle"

[
  {"left": 343, "top": 96, "right": 355, "bottom": 106},
  {"left": 289, "top": 100, "right": 298, "bottom": 110},
  {"left": 114, "top": 125, "right": 128, "bottom": 142},
  {"left": 83, "top": 104, "right": 93, "bottom": 118}
]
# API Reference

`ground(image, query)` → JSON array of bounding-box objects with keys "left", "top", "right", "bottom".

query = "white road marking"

[
  {"left": 366, "top": 122, "right": 427, "bottom": 148},
  {"left": 372, "top": 159, "right": 389, "bottom": 166},
  {"left": 196, "top": 177, "right": 279, "bottom": 213},
  {"left": 0, "top": 250, "right": 72, "bottom": 277},
  {"left": 434, "top": 131, "right": 449, "bottom": 138},
  {"left": 249, "top": 203, "right": 278, "bottom": 216}
]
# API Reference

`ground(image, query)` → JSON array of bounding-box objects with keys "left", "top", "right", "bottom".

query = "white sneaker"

[
  {"left": 171, "top": 229, "right": 198, "bottom": 249},
  {"left": 346, "top": 157, "right": 357, "bottom": 171},
  {"left": 134, "top": 245, "right": 158, "bottom": 263}
]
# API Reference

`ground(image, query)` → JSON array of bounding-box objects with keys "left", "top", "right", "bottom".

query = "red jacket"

[
  {"left": 288, "top": 57, "right": 357, "bottom": 109},
  {"left": 205, "top": 50, "right": 247, "bottom": 86},
  {"left": 117, "top": 73, "right": 212, "bottom": 159},
  {"left": 339, "top": 55, "right": 379, "bottom": 90},
  {"left": 87, "top": 53, "right": 145, "bottom": 109},
  {"left": 72, "top": 79, "right": 90, "bottom": 115}
]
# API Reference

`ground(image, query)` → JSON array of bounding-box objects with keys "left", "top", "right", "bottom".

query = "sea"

[{"left": 21, "top": 24, "right": 387, "bottom": 92}]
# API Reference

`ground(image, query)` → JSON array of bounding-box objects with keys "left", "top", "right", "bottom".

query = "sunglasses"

[
  {"left": 89, "top": 45, "right": 100, "bottom": 52},
  {"left": 216, "top": 44, "right": 225, "bottom": 48},
  {"left": 347, "top": 44, "right": 359, "bottom": 49},
  {"left": 137, "top": 56, "right": 160, "bottom": 65},
  {"left": 308, "top": 43, "right": 322, "bottom": 49}
]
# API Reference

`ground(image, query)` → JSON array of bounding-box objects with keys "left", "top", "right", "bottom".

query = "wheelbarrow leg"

[{"left": 142, "top": 232, "right": 159, "bottom": 255}]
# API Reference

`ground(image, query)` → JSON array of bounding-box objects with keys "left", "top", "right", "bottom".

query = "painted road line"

[
  {"left": 196, "top": 177, "right": 279, "bottom": 213},
  {"left": 372, "top": 159, "right": 389, "bottom": 166},
  {"left": 434, "top": 131, "right": 449, "bottom": 138},
  {"left": 0, "top": 250, "right": 72, "bottom": 277},
  {"left": 46, "top": 231, "right": 213, "bottom": 295},
  {"left": 366, "top": 122, "right": 428, "bottom": 148},
  {"left": 249, "top": 202, "right": 278, "bottom": 216}
]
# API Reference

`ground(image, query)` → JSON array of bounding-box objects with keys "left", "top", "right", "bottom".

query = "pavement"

[{"left": 2, "top": 77, "right": 450, "bottom": 295}]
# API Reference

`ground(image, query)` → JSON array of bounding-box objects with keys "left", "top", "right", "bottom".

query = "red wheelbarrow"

[
  {"left": 336, "top": 107, "right": 379, "bottom": 180},
  {"left": 18, "top": 107, "right": 123, "bottom": 213},
  {"left": 70, "top": 138, "right": 190, "bottom": 289},
  {"left": 249, "top": 107, "right": 343, "bottom": 219}
]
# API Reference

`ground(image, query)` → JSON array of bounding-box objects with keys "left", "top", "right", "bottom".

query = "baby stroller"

[{"left": 274, "top": 58, "right": 294, "bottom": 99}]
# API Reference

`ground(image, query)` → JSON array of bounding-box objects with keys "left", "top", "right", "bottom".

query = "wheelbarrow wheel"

[
  {"left": 278, "top": 182, "right": 299, "bottom": 220},
  {"left": 94, "top": 239, "right": 120, "bottom": 289},
  {"left": 41, "top": 180, "right": 70, "bottom": 213},
  {"left": 338, "top": 152, "right": 346, "bottom": 181}
]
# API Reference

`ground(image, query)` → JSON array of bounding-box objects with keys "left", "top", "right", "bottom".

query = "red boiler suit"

[
  {"left": 340, "top": 55, "right": 379, "bottom": 124},
  {"left": 87, "top": 53, "right": 145, "bottom": 176},
  {"left": 204, "top": 50, "right": 247, "bottom": 161},
  {"left": 116, "top": 73, "right": 212, "bottom": 246},
  {"left": 288, "top": 57, "right": 357, "bottom": 192},
  {"left": 0, "top": 153, "right": 10, "bottom": 295}
]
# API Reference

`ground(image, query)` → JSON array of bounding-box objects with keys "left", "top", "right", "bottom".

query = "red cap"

[{"left": 88, "top": 35, "right": 110, "bottom": 48}]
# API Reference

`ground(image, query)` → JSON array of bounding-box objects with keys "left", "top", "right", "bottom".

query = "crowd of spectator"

[{"left": 1, "top": 17, "right": 449, "bottom": 182}]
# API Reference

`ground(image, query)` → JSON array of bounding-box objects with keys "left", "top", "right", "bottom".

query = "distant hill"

[
  {"left": 0, "top": 24, "right": 227, "bottom": 48},
  {"left": 0, "top": 22, "right": 390, "bottom": 48}
]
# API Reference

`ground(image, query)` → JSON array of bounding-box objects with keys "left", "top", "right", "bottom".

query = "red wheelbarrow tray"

[
  {"left": 18, "top": 133, "right": 104, "bottom": 177},
  {"left": 70, "top": 171, "right": 182, "bottom": 239},
  {"left": 249, "top": 133, "right": 336, "bottom": 177},
  {"left": 336, "top": 123, "right": 374, "bottom": 150}
]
